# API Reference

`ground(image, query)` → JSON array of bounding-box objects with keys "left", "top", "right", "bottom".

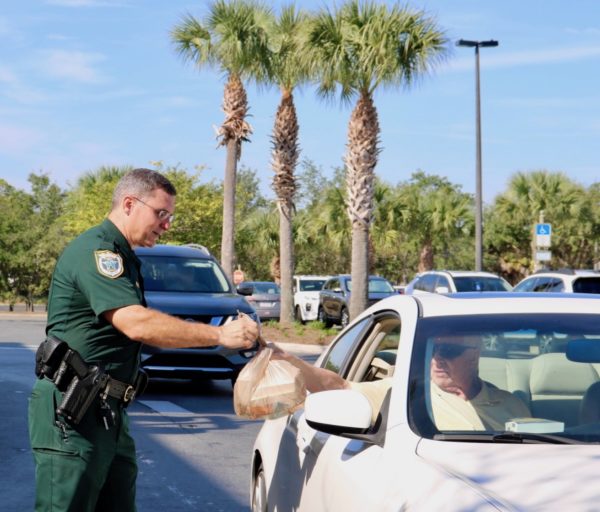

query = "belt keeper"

[{"left": 101, "top": 381, "right": 111, "bottom": 401}]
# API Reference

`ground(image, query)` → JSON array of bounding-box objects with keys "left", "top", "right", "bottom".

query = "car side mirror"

[
  {"left": 435, "top": 286, "right": 450, "bottom": 294},
  {"left": 237, "top": 284, "right": 254, "bottom": 296}
]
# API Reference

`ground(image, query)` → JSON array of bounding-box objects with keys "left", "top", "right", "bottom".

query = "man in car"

[
  {"left": 29, "top": 168, "right": 259, "bottom": 512},
  {"left": 272, "top": 334, "right": 530, "bottom": 430}
]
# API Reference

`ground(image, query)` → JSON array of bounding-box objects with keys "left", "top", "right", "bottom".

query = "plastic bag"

[{"left": 234, "top": 347, "right": 307, "bottom": 420}]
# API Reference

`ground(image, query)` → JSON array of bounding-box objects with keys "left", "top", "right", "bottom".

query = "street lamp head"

[{"left": 456, "top": 39, "right": 499, "bottom": 48}]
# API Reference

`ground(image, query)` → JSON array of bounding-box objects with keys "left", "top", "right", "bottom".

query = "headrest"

[{"left": 530, "top": 353, "right": 598, "bottom": 395}]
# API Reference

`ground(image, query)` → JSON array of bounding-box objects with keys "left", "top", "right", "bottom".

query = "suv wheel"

[
  {"left": 318, "top": 307, "right": 332, "bottom": 328},
  {"left": 340, "top": 307, "right": 349, "bottom": 329},
  {"left": 294, "top": 306, "right": 305, "bottom": 324}
]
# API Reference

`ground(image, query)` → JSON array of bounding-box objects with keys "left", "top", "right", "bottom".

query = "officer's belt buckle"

[{"left": 122, "top": 385, "right": 135, "bottom": 403}]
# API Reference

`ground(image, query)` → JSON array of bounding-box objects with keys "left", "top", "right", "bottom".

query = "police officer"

[{"left": 28, "top": 168, "right": 259, "bottom": 511}]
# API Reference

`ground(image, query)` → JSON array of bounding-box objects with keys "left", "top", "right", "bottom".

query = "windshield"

[
  {"left": 453, "top": 276, "right": 512, "bottom": 292},
  {"left": 299, "top": 279, "right": 326, "bottom": 292},
  {"left": 408, "top": 313, "right": 600, "bottom": 444},
  {"left": 573, "top": 277, "right": 600, "bottom": 294},
  {"left": 249, "top": 282, "right": 280, "bottom": 295},
  {"left": 346, "top": 278, "right": 395, "bottom": 293},
  {"left": 139, "top": 255, "right": 231, "bottom": 293}
]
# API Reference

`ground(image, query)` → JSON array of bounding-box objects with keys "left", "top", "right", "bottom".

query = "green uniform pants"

[{"left": 28, "top": 379, "right": 138, "bottom": 512}]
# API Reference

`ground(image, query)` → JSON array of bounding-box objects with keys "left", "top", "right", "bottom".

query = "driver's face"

[{"left": 430, "top": 335, "right": 481, "bottom": 393}]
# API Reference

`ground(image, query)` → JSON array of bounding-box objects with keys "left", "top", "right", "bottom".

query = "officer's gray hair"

[{"left": 112, "top": 168, "right": 177, "bottom": 209}]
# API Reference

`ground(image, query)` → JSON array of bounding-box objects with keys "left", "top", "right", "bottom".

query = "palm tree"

[
  {"left": 306, "top": 1, "right": 448, "bottom": 320},
  {"left": 261, "top": 5, "right": 311, "bottom": 324},
  {"left": 171, "top": 0, "right": 271, "bottom": 280},
  {"left": 486, "top": 170, "right": 592, "bottom": 278}
]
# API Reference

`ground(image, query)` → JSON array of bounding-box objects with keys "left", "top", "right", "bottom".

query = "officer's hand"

[{"left": 218, "top": 316, "right": 259, "bottom": 349}]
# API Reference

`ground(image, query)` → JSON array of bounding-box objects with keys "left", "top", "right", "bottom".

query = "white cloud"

[{"left": 38, "top": 49, "right": 107, "bottom": 84}]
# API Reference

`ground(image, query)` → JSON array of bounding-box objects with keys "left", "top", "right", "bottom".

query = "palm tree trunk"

[
  {"left": 218, "top": 73, "right": 251, "bottom": 281},
  {"left": 350, "top": 225, "right": 369, "bottom": 319},
  {"left": 221, "top": 138, "right": 238, "bottom": 280},
  {"left": 272, "top": 90, "right": 299, "bottom": 325},
  {"left": 346, "top": 92, "right": 379, "bottom": 320},
  {"left": 418, "top": 242, "right": 434, "bottom": 272}
]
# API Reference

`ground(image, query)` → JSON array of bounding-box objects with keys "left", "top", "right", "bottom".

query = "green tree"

[
  {"left": 486, "top": 170, "right": 596, "bottom": 282},
  {"left": 171, "top": 0, "right": 272, "bottom": 280},
  {"left": 0, "top": 174, "right": 67, "bottom": 309},
  {"left": 306, "top": 0, "right": 447, "bottom": 319},
  {"left": 394, "top": 171, "right": 473, "bottom": 274}
]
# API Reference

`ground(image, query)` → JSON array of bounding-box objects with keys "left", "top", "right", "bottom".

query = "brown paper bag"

[{"left": 234, "top": 347, "right": 306, "bottom": 420}]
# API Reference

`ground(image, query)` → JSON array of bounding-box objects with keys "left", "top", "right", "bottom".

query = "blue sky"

[{"left": 1, "top": 0, "right": 599, "bottom": 203}]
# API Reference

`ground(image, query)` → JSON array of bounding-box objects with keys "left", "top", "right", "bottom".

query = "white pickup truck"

[{"left": 293, "top": 275, "right": 330, "bottom": 323}]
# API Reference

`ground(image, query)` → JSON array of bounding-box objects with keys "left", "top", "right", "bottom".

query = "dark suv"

[
  {"left": 318, "top": 274, "right": 396, "bottom": 328},
  {"left": 134, "top": 244, "right": 259, "bottom": 385}
]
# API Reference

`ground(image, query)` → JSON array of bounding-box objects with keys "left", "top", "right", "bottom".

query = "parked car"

[
  {"left": 318, "top": 274, "right": 396, "bottom": 328},
  {"left": 134, "top": 244, "right": 259, "bottom": 385},
  {"left": 293, "top": 275, "right": 330, "bottom": 323},
  {"left": 250, "top": 292, "right": 600, "bottom": 511},
  {"left": 513, "top": 269, "right": 600, "bottom": 294},
  {"left": 404, "top": 270, "right": 512, "bottom": 295},
  {"left": 237, "top": 281, "right": 281, "bottom": 321}
]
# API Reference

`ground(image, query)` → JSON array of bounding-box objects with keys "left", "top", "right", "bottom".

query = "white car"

[
  {"left": 405, "top": 270, "right": 512, "bottom": 294},
  {"left": 513, "top": 269, "right": 600, "bottom": 294},
  {"left": 250, "top": 293, "right": 600, "bottom": 511},
  {"left": 293, "top": 275, "right": 330, "bottom": 323}
]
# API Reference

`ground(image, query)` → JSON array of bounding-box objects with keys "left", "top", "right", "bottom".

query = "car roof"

[
  {"left": 530, "top": 269, "right": 600, "bottom": 278},
  {"left": 294, "top": 275, "right": 331, "bottom": 279},
  {"left": 368, "top": 292, "right": 600, "bottom": 319},
  {"left": 134, "top": 244, "right": 213, "bottom": 259},
  {"left": 421, "top": 270, "right": 504, "bottom": 278}
]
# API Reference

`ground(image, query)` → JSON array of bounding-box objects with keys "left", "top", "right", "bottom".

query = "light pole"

[{"left": 456, "top": 39, "right": 498, "bottom": 271}]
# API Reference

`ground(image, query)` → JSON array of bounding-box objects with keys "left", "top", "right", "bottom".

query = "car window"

[
  {"left": 436, "top": 276, "right": 450, "bottom": 290},
  {"left": 139, "top": 255, "right": 231, "bottom": 293},
  {"left": 513, "top": 277, "right": 537, "bottom": 292},
  {"left": 299, "top": 279, "right": 326, "bottom": 292},
  {"left": 368, "top": 278, "right": 395, "bottom": 293},
  {"left": 251, "top": 282, "right": 280, "bottom": 294},
  {"left": 532, "top": 277, "right": 553, "bottom": 292},
  {"left": 321, "top": 317, "right": 370, "bottom": 375},
  {"left": 453, "top": 276, "right": 511, "bottom": 292},
  {"left": 573, "top": 277, "right": 600, "bottom": 294},
  {"left": 418, "top": 274, "right": 438, "bottom": 292},
  {"left": 408, "top": 313, "right": 600, "bottom": 441},
  {"left": 545, "top": 278, "right": 565, "bottom": 292}
]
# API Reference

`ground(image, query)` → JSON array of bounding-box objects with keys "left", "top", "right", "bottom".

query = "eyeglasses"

[
  {"left": 133, "top": 197, "right": 174, "bottom": 224},
  {"left": 433, "top": 343, "right": 478, "bottom": 360}
]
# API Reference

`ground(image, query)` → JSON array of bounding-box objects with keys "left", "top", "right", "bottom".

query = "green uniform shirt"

[{"left": 46, "top": 219, "right": 145, "bottom": 383}]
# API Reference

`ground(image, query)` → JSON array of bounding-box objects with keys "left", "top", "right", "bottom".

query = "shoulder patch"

[{"left": 94, "top": 250, "right": 124, "bottom": 278}]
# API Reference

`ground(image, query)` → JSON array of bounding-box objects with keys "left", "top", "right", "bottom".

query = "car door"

[
  {"left": 291, "top": 312, "right": 408, "bottom": 510},
  {"left": 322, "top": 277, "right": 343, "bottom": 318}
]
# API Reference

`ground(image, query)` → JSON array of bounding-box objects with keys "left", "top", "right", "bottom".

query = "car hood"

[
  {"left": 415, "top": 438, "right": 600, "bottom": 509},
  {"left": 295, "top": 291, "right": 320, "bottom": 300},
  {"left": 144, "top": 290, "right": 254, "bottom": 316}
]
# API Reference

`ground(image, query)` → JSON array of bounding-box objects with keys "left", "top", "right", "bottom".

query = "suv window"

[
  {"left": 139, "top": 256, "right": 230, "bottom": 293},
  {"left": 298, "top": 279, "right": 327, "bottom": 292},
  {"left": 573, "top": 277, "right": 600, "bottom": 293},
  {"left": 453, "top": 276, "right": 511, "bottom": 292},
  {"left": 514, "top": 277, "right": 537, "bottom": 292},
  {"left": 417, "top": 274, "right": 438, "bottom": 292},
  {"left": 531, "top": 277, "right": 563, "bottom": 292}
]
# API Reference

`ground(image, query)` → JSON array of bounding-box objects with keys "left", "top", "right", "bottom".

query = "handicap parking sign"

[{"left": 536, "top": 223, "right": 551, "bottom": 247}]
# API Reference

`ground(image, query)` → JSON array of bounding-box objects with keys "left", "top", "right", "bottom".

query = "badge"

[{"left": 94, "top": 250, "right": 124, "bottom": 278}]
